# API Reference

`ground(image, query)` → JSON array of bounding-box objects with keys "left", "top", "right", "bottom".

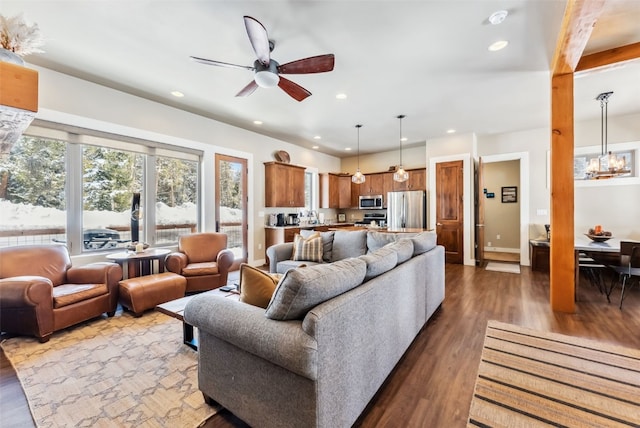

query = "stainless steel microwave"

[{"left": 359, "top": 195, "right": 383, "bottom": 209}]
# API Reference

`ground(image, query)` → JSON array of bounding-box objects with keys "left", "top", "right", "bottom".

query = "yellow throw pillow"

[
  {"left": 292, "top": 233, "right": 323, "bottom": 263},
  {"left": 239, "top": 263, "right": 282, "bottom": 309}
]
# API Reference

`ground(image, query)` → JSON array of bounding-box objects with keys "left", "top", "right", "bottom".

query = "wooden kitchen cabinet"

[
  {"left": 320, "top": 173, "right": 352, "bottom": 209},
  {"left": 264, "top": 162, "right": 306, "bottom": 207},
  {"left": 392, "top": 168, "right": 426, "bottom": 191}
]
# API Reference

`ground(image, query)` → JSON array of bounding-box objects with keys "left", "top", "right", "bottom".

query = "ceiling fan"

[{"left": 190, "top": 16, "right": 335, "bottom": 102}]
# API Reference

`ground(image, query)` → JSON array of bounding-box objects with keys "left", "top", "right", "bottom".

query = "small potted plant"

[{"left": 0, "top": 13, "right": 44, "bottom": 64}]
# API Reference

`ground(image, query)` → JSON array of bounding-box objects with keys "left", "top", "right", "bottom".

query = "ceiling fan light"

[{"left": 254, "top": 71, "right": 279, "bottom": 88}]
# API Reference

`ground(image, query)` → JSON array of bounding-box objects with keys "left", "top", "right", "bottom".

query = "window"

[
  {"left": 0, "top": 121, "right": 202, "bottom": 254},
  {"left": 155, "top": 155, "right": 198, "bottom": 245},
  {"left": 82, "top": 145, "right": 144, "bottom": 251},
  {"left": 304, "top": 170, "right": 318, "bottom": 211},
  {"left": 0, "top": 136, "right": 66, "bottom": 247}
]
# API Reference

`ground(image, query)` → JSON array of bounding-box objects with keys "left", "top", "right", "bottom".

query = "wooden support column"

[
  {"left": 549, "top": 0, "right": 605, "bottom": 312},
  {"left": 550, "top": 73, "right": 575, "bottom": 312}
]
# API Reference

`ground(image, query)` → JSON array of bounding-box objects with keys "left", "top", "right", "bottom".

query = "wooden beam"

[
  {"left": 576, "top": 41, "right": 640, "bottom": 72},
  {"left": 551, "top": 0, "right": 605, "bottom": 74},
  {"left": 550, "top": 73, "right": 576, "bottom": 313},
  {"left": 549, "top": 0, "right": 605, "bottom": 313},
  {"left": 0, "top": 62, "right": 38, "bottom": 112}
]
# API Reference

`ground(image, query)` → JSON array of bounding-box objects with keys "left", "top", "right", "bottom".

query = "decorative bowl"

[{"left": 584, "top": 234, "right": 612, "bottom": 243}]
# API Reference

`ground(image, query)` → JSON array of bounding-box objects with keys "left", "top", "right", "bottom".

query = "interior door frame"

[
  {"left": 429, "top": 153, "right": 473, "bottom": 266},
  {"left": 480, "top": 152, "right": 530, "bottom": 266},
  {"left": 476, "top": 158, "right": 485, "bottom": 266}
]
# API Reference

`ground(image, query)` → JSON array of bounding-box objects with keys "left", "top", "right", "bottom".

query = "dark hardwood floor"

[{"left": 2, "top": 265, "right": 639, "bottom": 427}]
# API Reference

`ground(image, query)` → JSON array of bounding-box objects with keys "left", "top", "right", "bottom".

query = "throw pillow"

[
  {"left": 265, "top": 258, "right": 367, "bottom": 320},
  {"left": 238, "top": 263, "right": 282, "bottom": 309},
  {"left": 331, "top": 230, "right": 368, "bottom": 262},
  {"left": 292, "top": 233, "right": 324, "bottom": 263},
  {"left": 366, "top": 231, "right": 398, "bottom": 252},
  {"left": 300, "top": 229, "right": 335, "bottom": 262}
]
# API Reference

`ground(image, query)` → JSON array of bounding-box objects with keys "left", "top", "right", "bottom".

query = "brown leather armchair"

[
  {"left": 0, "top": 244, "right": 122, "bottom": 342},
  {"left": 165, "top": 233, "right": 234, "bottom": 293}
]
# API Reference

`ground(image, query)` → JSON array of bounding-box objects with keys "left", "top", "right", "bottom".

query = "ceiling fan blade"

[
  {"left": 278, "top": 77, "right": 312, "bottom": 102},
  {"left": 236, "top": 80, "right": 259, "bottom": 97},
  {"left": 190, "top": 56, "right": 254, "bottom": 71},
  {"left": 277, "top": 54, "right": 335, "bottom": 74},
  {"left": 244, "top": 16, "right": 271, "bottom": 66}
]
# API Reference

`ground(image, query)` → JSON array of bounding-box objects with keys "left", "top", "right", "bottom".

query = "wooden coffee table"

[{"left": 156, "top": 287, "right": 239, "bottom": 350}]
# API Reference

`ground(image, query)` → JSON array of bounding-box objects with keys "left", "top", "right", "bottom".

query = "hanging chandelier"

[
  {"left": 585, "top": 91, "right": 630, "bottom": 179},
  {"left": 352, "top": 124, "right": 366, "bottom": 184},
  {"left": 393, "top": 115, "right": 409, "bottom": 182}
]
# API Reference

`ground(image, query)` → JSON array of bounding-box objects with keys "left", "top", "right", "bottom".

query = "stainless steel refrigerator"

[{"left": 386, "top": 190, "right": 426, "bottom": 229}]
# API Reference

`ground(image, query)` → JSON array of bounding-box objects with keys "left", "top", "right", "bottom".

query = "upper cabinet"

[
  {"left": 392, "top": 168, "right": 426, "bottom": 191},
  {"left": 320, "top": 173, "right": 352, "bottom": 209},
  {"left": 264, "top": 162, "right": 306, "bottom": 207}
]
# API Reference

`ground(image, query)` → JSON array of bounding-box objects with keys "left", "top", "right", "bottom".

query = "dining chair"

[
  {"left": 578, "top": 252, "right": 606, "bottom": 294},
  {"left": 606, "top": 241, "right": 640, "bottom": 309}
]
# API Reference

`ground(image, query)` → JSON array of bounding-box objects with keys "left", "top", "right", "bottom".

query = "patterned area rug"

[
  {"left": 485, "top": 261, "right": 521, "bottom": 274},
  {"left": 1, "top": 311, "right": 218, "bottom": 428},
  {"left": 468, "top": 321, "right": 640, "bottom": 427}
]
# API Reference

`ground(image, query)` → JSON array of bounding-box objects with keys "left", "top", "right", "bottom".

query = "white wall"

[
  {"left": 31, "top": 65, "right": 342, "bottom": 265},
  {"left": 483, "top": 160, "right": 520, "bottom": 251}
]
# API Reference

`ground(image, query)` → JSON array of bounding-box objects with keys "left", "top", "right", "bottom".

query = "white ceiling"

[{"left": 4, "top": 1, "right": 640, "bottom": 157}]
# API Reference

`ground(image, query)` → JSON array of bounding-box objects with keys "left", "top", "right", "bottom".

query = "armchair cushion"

[
  {"left": 182, "top": 261, "right": 219, "bottom": 277},
  {"left": 53, "top": 283, "right": 108, "bottom": 308}
]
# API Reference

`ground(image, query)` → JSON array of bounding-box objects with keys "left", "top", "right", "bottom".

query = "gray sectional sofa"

[{"left": 184, "top": 230, "right": 445, "bottom": 428}]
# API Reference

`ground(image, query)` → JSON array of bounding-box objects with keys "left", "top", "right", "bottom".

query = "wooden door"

[
  {"left": 436, "top": 160, "right": 464, "bottom": 264},
  {"left": 476, "top": 159, "right": 485, "bottom": 266}
]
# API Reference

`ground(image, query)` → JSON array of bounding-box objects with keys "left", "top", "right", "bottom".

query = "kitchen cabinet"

[
  {"left": 264, "top": 162, "right": 306, "bottom": 207},
  {"left": 392, "top": 168, "right": 426, "bottom": 191},
  {"left": 320, "top": 173, "right": 352, "bottom": 209}
]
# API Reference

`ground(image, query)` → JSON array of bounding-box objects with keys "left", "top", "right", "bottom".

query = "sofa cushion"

[
  {"left": 300, "top": 230, "right": 335, "bottom": 263},
  {"left": 265, "top": 258, "right": 367, "bottom": 320},
  {"left": 367, "top": 231, "right": 399, "bottom": 252},
  {"left": 411, "top": 231, "right": 438, "bottom": 255},
  {"left": 276, "top": 260, "right": 316, "bottom": 274},
  {"left": 238, "top": 263, "right": 282, "bottom": 309},
  {"left": 385, "top": 238, "right": 415, "bottom": 264},
  {"left": 292, "top": 233, "right": 323, "bottom": 263},
  {"left": 331, "top": 230, "right": 367, "bottom": 262},
  {"left": 358, "top": 246, "right": 398, "bottom": 281}
]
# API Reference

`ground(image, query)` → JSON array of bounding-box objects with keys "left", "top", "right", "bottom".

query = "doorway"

[
  {"left": 476, "top": 152, "right": 530, "bottom": 267},
  {"left": 215, "top": 154, "right": 248, "bottom": 270}
]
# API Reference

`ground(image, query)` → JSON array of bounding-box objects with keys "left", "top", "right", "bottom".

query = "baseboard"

[{"left": 484, "top": 247, "right": 520, "bottom": 254}]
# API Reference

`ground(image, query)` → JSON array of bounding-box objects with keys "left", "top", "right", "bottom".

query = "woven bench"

[{"left": 119, "top": 272, "right": 186, "bottom": 317}]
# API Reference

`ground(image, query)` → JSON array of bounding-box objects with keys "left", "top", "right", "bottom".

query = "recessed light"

[
  {"left": 488, "top": 40, "right": 509, "bottom": 51},
  {"left": 253, "top": 120, "right": 263, "bottom": 125},
  {"left": 488, "top": 10, "right": 508, "bottom": 25},
  {"left": 447, "top": 129, "right": 456, "bottom": 134},
  {"left": 400, "top": 137, "right": 408, "bottom": 142},
  {"left": 345, "top": 147, "right": 352, "bottom": 151},
  {"left": 171, "top": 91, "right": 184, "bottom": 97},
  {"left": 313, "top": 135, "right": 321, "bottom": 140},
  {"left": 312, "top": 145, "right": 319, "bottom": 149},
  {"left": 336, "top": 93, "right": 347, "bottom": 100}
]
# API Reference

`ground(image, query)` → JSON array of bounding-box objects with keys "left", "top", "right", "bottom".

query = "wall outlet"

[
  {"left": 488, "top": 241, "right": 492, "bottom": 247},
  {"left": 258, "top": 243, "right": 262, "bottom": 249},
  {"left": 258, "top": 211, "right": 265, "bottom": 218},
  {"left": 496, "top": 234, "right": 501, "bottom": 240}
]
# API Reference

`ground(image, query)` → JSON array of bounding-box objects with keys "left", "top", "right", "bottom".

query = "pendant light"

[
  {"left": 393, "top": 114, "right": 409, "bottom": 182},
  {"left": 352, "top": 124, "right": 366, "bottom": 184},
  {"left": 585, "top": 91, "right": 629, "bottom": 179}
]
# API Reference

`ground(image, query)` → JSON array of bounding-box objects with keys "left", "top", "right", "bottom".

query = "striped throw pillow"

[{"left": 292, "top": 233, "right": 323, "bottom": 263}]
